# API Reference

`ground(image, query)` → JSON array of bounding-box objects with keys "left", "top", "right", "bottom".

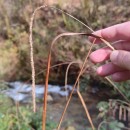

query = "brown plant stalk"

[
  {"left": 29, "top": 4, "right": 128, "bottom": 130},
  {"left": 42, "top": 49, "right": 51, "bottom": 130},
  {"left": 105, "top": 77, "right": 130, "bottom": 103},
  {"left": 29, "top": 5, "right": 47, "bottom": 112},
  {"left": 43, "top": 33, "right": 98, "bottom": 130},
  {"left": 64, "top": 60, "right": 90, "bottom": 122},
  {"left": 65, "top": 61, "right": 81, "bottom": 99},
  {"left": 77, "top": 90, "right": 95, "bottom": 130},
  {"left": 57, "top": 38, "right": 96, "bottom": 130},
  {"left": 29, "top": 4, "right": 115, "bottom": 113}
]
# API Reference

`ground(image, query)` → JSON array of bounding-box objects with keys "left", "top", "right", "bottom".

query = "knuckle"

[{"left": 119, "top": 51, "right": 130, "bottom": 69}]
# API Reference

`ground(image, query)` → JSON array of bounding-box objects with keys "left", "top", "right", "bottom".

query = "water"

[{"left": 1, "top": 81, "right": 73, "bottom": 103}]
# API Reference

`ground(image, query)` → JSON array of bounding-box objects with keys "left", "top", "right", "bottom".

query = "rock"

[{"left": 47, "top": 95, "right": 53, "bottom": 102}]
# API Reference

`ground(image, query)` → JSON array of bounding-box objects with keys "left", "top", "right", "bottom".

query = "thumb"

[{"left": 110, "top": 50, "right": 130, "bottom": 70}]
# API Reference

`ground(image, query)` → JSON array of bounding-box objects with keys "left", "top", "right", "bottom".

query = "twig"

[
  {"left": 65, "top": 61, "right": 81, "bottom": 99},
  {"left": 105, "top": 77, "right": 130, "bottom": 103},
  {"left": 77, "top": 90, "right": 95, "bottom": 130},
  {"left": 57, "top": 39, "right": 96, "bottom": 130},
  {"left": 29, "top": 4, "right": 114, "bottom": 113},
  {"left": 29, "top": 4, "right": 116, "bottom": 130},
  {"left": 42, "top": 33, "right": 96, "bottom": 130},
  {"left": 42, "top": 50, "right": 51, "bottom": 130}
]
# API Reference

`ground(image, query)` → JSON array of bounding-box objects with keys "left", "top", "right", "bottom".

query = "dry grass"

[{"left": 29, "top": 4, "right": 130, "bottom": 130}]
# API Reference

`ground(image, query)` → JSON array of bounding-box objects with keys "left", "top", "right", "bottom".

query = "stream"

[{"left": 1, "top": 81, "right": 74, "bottom": 103}]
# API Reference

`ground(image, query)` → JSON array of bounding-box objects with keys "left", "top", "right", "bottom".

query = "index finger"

[{"left": 89, "top": 21, "right": 130, "bottom": 43}]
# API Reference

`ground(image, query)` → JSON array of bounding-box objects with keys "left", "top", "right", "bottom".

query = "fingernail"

[{"left": 110, "top": 50, "right": 119, "bottom": 63}]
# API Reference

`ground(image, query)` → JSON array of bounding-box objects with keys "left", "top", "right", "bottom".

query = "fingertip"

[
  {"left": 89, "top": 52, "right": 101, "bottom": 63},
  {"left": 90, "top": 49, "right": 111, "bottom": 63},
  {"left": 89, "top": 53, "right": 96, "bottom": 63},
  {"left": 97, "top": 66, "right": 104, "bottom": 76}
]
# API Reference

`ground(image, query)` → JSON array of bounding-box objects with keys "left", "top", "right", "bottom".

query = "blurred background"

[{"left": 0, "top": 0, "right": 130, "bottom": 130}]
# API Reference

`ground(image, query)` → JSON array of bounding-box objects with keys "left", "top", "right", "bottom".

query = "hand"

[{"left": 89, "top": 21, "right": 130, "bottom": 82}]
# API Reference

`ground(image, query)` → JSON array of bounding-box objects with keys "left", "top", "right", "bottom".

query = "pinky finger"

[{"left": 111, "top": 71, "right": 130, "bottom": 82}]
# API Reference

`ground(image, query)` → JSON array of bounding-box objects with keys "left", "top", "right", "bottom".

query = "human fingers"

[
  {"left": 90, "top": 48, "right": 112, "bottom": 63},
  {"left": 111, "top": 71, "right": 130, "bottom": 82},
  {"left": 97, "top": 63, "right": 125, "bottom": 76},
  {"left": 110, "top": 50, "right": 130, "bottom": 70},
  {"left": 90, "top": 41, "right": 130, "bottom": 63},
  {"left": 89, "top": 21, "right": 130, "bottom": 43}
]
